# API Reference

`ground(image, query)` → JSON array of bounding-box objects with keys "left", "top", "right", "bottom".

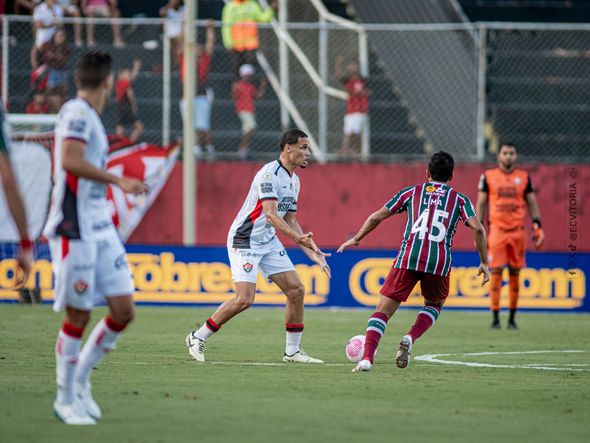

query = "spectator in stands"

[
  {"left": 15, "top": 0, "right": 39, "bottom": 15},
  {"left": 115, "top": 59, "right": 144, "bottom": 143},
  {"left": 233, "top": 63, "right": 267, "bottom": 160},
  {"left": 56, "top": 1, "right": 83, "bottom": 47},
  {"left": 222, "top": 0, "right": 277, "bottom": 77},
  {"left": 26, "top": 92, "right": 49, "bottom": 114},
  {"left": 42, "top": 28, "right": 71, "bottom": 112},
  {"left": 31, "top": 0, "right": 63, "bottom": 69},
  {"left": 160, "top": 0, "right": 185, "bottom": 66},
  {"left": 335, "top": 55, "right": 370, "bottom": 156},
  {"left": 179, "top": 20, "right": 216, "bottom": 158},
  {"left": 81, "top": 0, "right": 124, "bottom": 48}
]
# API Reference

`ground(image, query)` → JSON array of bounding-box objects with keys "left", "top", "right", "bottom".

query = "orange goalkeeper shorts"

[{"left": 488, "top": 226, "right": 526, "bottom": 269}]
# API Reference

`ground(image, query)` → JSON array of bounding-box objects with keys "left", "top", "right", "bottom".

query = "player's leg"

[
  {"left": 260, "top": 249, "right": 322, "bottom": 363},
  {"left": 488, "top": 228, "right": 508, "bottom": 328},
  {"left": 353, "top": 268, "right": 416, "bottom": 372},
  {"left": 185, "top": 248, "right": 260, "bottom": 361},
  {"left": 397, "top": 273, "right": 450, "bottom": 369},
  {"left": 50, "top": 237, "right": 97, "bottom": 425},
  {"left": 507, "top": 232, "right": 526, "bottom": 329},
  {"left": 74, "top": 234, "right": 135, "bottom": 419}
]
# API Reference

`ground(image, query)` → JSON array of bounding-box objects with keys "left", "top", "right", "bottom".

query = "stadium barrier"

[
  {"left": 0, "top": 245, "right": 587, "bottom": 312},
  {"left": 4, "top": 15, "right": 590, "bottom": 162}
]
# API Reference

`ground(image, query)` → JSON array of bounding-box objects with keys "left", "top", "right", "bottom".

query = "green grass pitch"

[{"left": 1, "top": 304, "right": 589, "bottom": 443}]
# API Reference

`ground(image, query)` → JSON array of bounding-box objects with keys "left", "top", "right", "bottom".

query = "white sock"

[
  {"left": 74, "top": 317, "right": 125, "bottom": 388},
  {"left": 194, "top": 318, "right": 220, "bottom": 341},
  {"left": 55, "top": 324, "right": 83, "bottom": 405},
  {"left": 285, "top": 331, "right": 303, "bottom": 356}
]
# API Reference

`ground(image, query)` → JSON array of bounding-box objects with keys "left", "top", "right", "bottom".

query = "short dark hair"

[
  {"left": 428, "top": 151, "right": 454, "bottom": 182},
  {"left": 75, "top": 51, "right": 112, "bottom": 90},
  {"left": 499, "top": 142, "right": 517, "bottom": 152},
  {"left": 280, "top": 129, "right": 308, "bottom": 151}
]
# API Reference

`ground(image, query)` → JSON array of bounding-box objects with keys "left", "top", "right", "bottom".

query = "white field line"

[{"left": 415, "top": 350, "right": 590, "bottom": 371}]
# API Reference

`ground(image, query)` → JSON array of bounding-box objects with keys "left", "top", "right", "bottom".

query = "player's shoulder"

[
  {"left": 255, "top": 160, "right": 280, "bottom": 179},
  {"left": 60, "top": 98, "right": 91, "bottom": 117}
]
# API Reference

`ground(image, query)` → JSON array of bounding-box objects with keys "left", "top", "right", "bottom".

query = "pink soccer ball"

[{"left": 345, "top": 335, "right": 366, "bottom": 363}]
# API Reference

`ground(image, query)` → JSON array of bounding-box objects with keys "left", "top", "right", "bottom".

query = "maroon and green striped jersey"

[{"left": 385, "top": 182, "right": 477, "bottom": 276}]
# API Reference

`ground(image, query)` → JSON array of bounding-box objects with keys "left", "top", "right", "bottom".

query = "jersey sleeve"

[
  {"left": 478, "top": 173, "right": 488, "bottom": 192},
  {"left": 525, "top": 173, "right": 534, "bottom": 194},
  {"left": 384, "top": 187, "right": 413, "bottom": 214},
  {"left": 60, "top": 102, "right": 92, "bottom": 144},
  {"left": 254, "top": 171, "right": 279, "bottom": 201},
  {"left": 459, "top": 194, "right": 477, "bottom": 224}
]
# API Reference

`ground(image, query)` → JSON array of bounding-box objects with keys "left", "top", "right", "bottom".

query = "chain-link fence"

[{"left": 2, "top": 14, "right": 590, "bottom": 163}]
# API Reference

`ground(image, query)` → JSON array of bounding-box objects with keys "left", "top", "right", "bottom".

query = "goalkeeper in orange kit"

[{"left": 476, "top": 143, "right": 544, "bottom": 329}]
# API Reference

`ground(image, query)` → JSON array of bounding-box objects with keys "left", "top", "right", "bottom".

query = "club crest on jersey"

[
  {"left": 74, "top": 280, "right": 89, "bottom": 294},
  {"left": 243, "top": 262, "right": 253, "bottom": 273},
  {"left": 263, "top": 173, "right": 273, "bottom": 181},
  {"left": 514, "top": 177, "right": 521, "bottom": 185}
]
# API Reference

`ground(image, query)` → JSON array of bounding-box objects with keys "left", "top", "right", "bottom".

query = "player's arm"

[
  {"left": 466, "top": 216, "right": 490, "bottom": 286},
  {"left": 475, "top": 191, "right": 488, "bottom": 224},
  {"left": 284, "top": 211, "right": 331, "bottom": 277},
  {"left": 130, "top": 59, "right": 141, "bottom": 82},
  {"left": 337, "top": 207, "right": 392, "bottom": 252},
  {"left": 62, "top": 139, "right": 147, "bottom": 194},
  {"left": 0, "top": 154, "right": 33, "bottom": 287},
  {"left": 262, "top": 199, "right": 326, "bottom": 256},
  {"left": 526, "top": 191, "right": 544, "bottom": 249}
]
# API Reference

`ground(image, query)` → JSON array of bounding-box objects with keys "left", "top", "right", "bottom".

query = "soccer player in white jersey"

[
  {"left": 186, "top": 129, "right": 330, "bottom": 363},
  {"left": 43, "top": 52, "right": 147, "bottom": 425}
]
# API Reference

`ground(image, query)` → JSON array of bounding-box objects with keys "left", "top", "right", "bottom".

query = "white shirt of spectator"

[
  {"left": 44, "top": 98, "right": 114, "bottom": 241},
  {"left": 165, "top": 5, "right": 185, "bottom": 39},
  {"left": 33, "top": 2, "right": 64, "bottom": 48}
]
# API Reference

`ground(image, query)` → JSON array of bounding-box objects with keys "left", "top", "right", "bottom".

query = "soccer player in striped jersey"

[
  {"left": 185, "top": 129, "right": 330, "bottom": 364},
  {"left": 338, "top": 151, "right": 490, "bottom": 372},
  {"left": 44, "top": 52, "right": 147, "bottom": 425},
  {"left": 0, "top": 100, "right": 33, "bottom": 286}
]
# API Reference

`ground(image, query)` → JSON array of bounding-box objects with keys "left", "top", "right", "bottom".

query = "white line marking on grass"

[
  {"left": 415, "top": 350, "right": 590, "bottom": 371},
  {"left": 207, "top": 361, "right": 352, "bottom": 367}
]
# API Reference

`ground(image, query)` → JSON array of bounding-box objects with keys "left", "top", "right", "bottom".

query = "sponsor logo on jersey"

[
  {"left": 426, "top": 185, "right": 447, "bottom": 196},
  {"left": 243, "top": 262, "right": 253, "bottom": 273},
  {"left": 260, "top": 182, "right": 273, "bottom": 193},
  {"left": 263, "top": 173, "right": 273, "bottom": 181},
  {"left": 68, "top": 119, "right": 86, "bottom": 133},
  {"left": 279, "top": 250, "right": 286, "bottom": 256},
  {"left": 74, "top": 279, "right": 89, "bottom": 294}
]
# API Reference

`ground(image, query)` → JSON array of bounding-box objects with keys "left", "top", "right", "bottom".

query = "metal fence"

[{"left": 2, "top": 14, "right": 590, "bottom": 163}]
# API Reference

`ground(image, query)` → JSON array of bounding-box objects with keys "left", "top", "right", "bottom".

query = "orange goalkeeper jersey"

[{"left": 478, "top": 167, "right": 533, "bottom": 231}]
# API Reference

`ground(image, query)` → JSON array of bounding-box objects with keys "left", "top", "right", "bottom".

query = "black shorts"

[{"left": 116, "top": 101, "right": 138, "bottom": 126}]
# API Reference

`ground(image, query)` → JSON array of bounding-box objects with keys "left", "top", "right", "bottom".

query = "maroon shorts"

[{"left": 380, "top": 267, "right": 450, "bottom": 303}]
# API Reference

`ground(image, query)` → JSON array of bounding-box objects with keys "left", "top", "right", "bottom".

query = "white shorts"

[
  {"left": 344, "top": 113, "right": 367, "bottom": 135},
  {"left": 228, "top": 246, "right": 295, "bottom": 283},
  {"left": 238, "top": 111, "right": 257, "bottom": 134},
  {"left": 49, "top": 233, "right": 134, "bottom": 312}
]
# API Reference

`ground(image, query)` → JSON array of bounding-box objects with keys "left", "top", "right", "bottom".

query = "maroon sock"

[
  {"left": 362, "top": 312, "right": 389, "bottom": 364},
  {"left": 407, "top": 306, "right": 441, "bottom": 342}
]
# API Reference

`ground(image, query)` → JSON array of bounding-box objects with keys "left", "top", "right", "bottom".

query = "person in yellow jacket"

[{"left": 222, "top": 0, "right": 277, "bottom": 76}]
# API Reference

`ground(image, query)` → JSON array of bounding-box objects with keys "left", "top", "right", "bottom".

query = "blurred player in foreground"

[
  {"left": 0, "top": 101, "right": 33, "bottom": 287},
  {"left": 186, "top": 129, "right": 330, "bottom": 363},
  {"left": 476, "top": 143, "right": 544, "bottom": 329},
  {"left": 338, "top": 151, "right": 490, "bottom": 372},
  {"left": 43, "top": 51, "right": 147, "bottom": 425}
]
